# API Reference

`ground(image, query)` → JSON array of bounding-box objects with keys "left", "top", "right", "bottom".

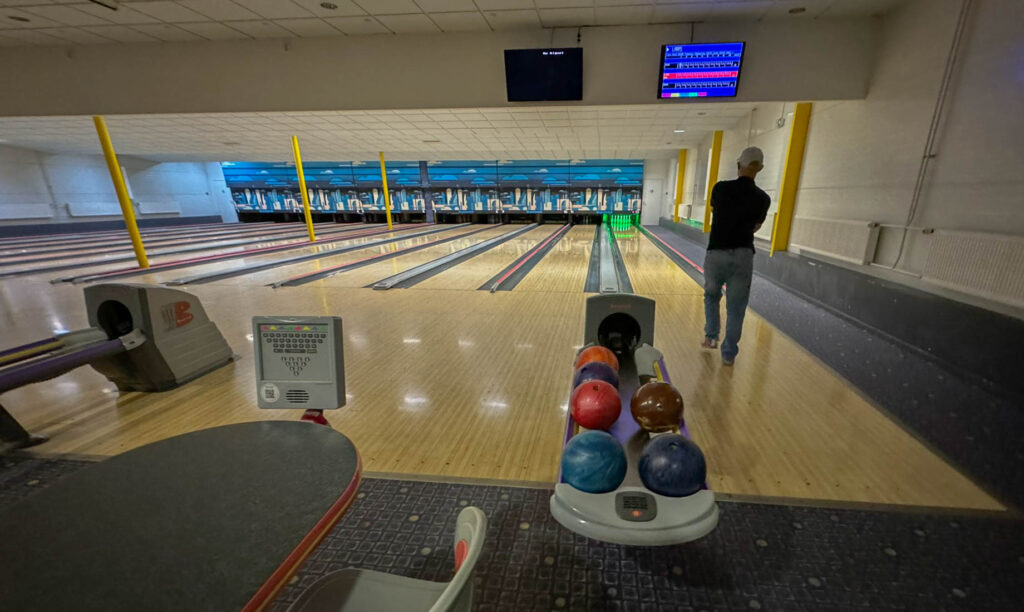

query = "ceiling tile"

[
  {"left": 353, "top": 0, "right": 421, "bottom": 15},
  {"left": 74, "top": 3, "right": 160, "bottom": 25},
  {"left": 0, "top": 8, "right": 61, "bottom": 28},
  {"left": 428, "top": 11, "right": 490, "bottom": 31},
  {"left": 34, "top": 26, "right": 116, "bottom": 44},
  {"left": 701, "top": 1, "right": 773, "bottom": 21},
  {"left": 82, "top": 24, "right": 160, "bottom": 42},
  {"left": 822, "top": 0, "right": 905, "bottom": 18},
  {"left": 224, "top": 19, "right": 294, "bottom": 38},
  {"left": 231, "top": 0, "right": 314, "bottom": 19},
  {"left": 651, "top": 3, "right": 708, "bottom": 23},
  {"left": 20, "top": 5, "right": 111, "bottom": 27},
  {"left": 130, "top": 23, "right": 203, "bottom": 41},
  {"left": 482, "top": 9, "right": 540, "bottom": 30},
  {"left": 291, "top": 0, "right": 367, "bottom": 17},
  {"left": 177, "top": 0, "right": 262, "bottom": 21},
  {"left": 414, "top": 0, "right": 477, "bottom": 12},
  {"left": 538, "top": 7, "right": 595, "bottom": 26},
  {"left": 277, "top": 17, "right": 339, "bottom": 36},
  {"left": 323, "top": 15, "right": 389, "bottom": 34},
  {"left": 475, "top": 0, "right": 535, "bottom": 9},
  {"left": 377, "top": 13, "right": 439, "bottom": 33},
  {"left": 128, "top": 1, "right": 211, "bottom": 23},
  {"left": 176, "top": 21, "right": 251, "bottom": 40},
  {"left": 535, "top": 0, "right": 594, "bottom": 8},
  {"left": 595, "top": 5, "right": 652, "bottom": 25}
]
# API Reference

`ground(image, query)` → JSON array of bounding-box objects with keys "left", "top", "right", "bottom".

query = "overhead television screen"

[
  {"left": 658, "top": 42, "right": 745, "bottom": 99},
  {"left": 504, "top": 48, "right": 583, "bottom": 102}
]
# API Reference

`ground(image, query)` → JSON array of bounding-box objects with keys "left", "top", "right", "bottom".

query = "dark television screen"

[
  {"left": 504, "top": 48, "right": 583, "bottom": 102},
  {"left": 658, "top": 42, "right": 745, "bottom": 99}
]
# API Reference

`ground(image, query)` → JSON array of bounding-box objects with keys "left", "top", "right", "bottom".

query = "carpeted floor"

[{"left": 2, "top": 455, "right": 1020, "bottom": 611}]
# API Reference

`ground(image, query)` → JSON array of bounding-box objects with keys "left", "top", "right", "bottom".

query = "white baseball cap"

[{"left": 737, "top": 146, "right": 764, "bottom": 167}]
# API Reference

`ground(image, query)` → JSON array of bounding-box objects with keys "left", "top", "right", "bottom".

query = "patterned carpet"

[{"left": 2, "top": 456, "right": 1020, "bottom": 611}]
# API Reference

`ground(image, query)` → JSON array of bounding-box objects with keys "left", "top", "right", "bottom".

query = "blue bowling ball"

[
  {"left": 638, "top": 433, "right": 706, "bottom": 497},
  {"left": 572, "top": 361, "right": 619, "bottom": 389},
  {"left": 561, "top": 431, "right": 627, "bottom": 494}
]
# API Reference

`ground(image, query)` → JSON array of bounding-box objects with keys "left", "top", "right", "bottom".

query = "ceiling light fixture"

[
  {"left": 788, "top": 7, "right": 807, "bottom": 14},
  {"left": 88, "top": 0, "right": 120, "bottom": 11},
  {"left": 673, "top": 129, "right": 686, "bottom": 133},
  {"left": 320, "top": 2, "right": 338, "bottom": 9}
]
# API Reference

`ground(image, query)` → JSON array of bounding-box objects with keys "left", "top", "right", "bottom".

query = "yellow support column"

[
  {"left": 93, "top": 116, "right": 148, "bottom": 268},
  {"left": 291, "top": 136, "right": 316, "bottom": 242},
  {"left": 702, "top": 130, "right": 723, "bottom": 233},
  {"left": 378, "top": 152, "right": 394, "bottom": 231},
  {"left": 770, "top": 102, "right": 812, "bottom": 255},
  {"left": 672, "top": 148, "right": 688, "bottom": 223}
]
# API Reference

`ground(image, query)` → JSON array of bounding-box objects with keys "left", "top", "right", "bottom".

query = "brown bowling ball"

[{"left": 629, "top": 381, "right": 684, "bottom": 432}]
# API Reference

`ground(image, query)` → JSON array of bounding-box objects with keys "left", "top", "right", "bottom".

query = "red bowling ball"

[{"left": 571, "top": 379, "right": 622, "bottom": 431}]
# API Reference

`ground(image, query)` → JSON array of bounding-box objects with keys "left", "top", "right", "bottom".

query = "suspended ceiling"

[
  {"left": 0, "top": 102, "right": 762, "bottom": 161},
  {"left": 0, "top": 0, "right": 908, "bottom": 47}
]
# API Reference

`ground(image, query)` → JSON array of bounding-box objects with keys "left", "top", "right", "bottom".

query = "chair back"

[{"left": 428, "top": 506, "right": 487, "bottom": 612}]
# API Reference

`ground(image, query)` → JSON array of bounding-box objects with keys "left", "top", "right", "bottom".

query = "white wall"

[
  {"left": 792, "top": 0, "right": 1024, "bottom": 314},
  {"left": 0, "top": 20, "right": 877, "bottom": 117},
  {"left": 0, "top": 144, "right": 236, "bottom": 225}
]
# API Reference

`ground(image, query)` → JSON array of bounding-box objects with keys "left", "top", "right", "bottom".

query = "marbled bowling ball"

[{"left": 629, "top": 381, "right": 684, "bottom": 432}]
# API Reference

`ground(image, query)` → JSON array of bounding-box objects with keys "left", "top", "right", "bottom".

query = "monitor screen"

[
  {"left": 658, "top": 42, "right": 745, "bottom": 99},
  {"left": 504, "top": 48, "right": 583, "bottom": 102}
]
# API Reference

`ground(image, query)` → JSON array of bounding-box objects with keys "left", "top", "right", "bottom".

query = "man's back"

[{"left": 707, "top": 177, "right": 770, "bottom": 251}]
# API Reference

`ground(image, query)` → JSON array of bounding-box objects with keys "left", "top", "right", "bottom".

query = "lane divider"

[
  {"left": 484, "top": 224, "right": 572, "bottom": 292},
  {"left": 57, "top": 225, "right": 415, "bottom": 284},
  {"left": 639, "top": 226, "right": 705, "bottom": 274},
  {"left": 272, "top": 225, "right": 499, "bottom": 288}
]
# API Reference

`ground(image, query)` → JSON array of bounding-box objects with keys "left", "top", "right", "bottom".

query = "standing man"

[{"left": 701, "top": 147, "right": 771, "bottom": 365}]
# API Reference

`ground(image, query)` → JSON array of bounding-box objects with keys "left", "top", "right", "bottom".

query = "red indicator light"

[{"left": 631, "top": 510, "right": 642, "bottom": 517}]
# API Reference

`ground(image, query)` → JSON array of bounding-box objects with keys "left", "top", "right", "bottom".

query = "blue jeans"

[{"left": 703, "top": 248, "right": 754, "bottom": 360}]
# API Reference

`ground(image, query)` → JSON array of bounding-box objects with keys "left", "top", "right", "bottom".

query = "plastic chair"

[{"left": 287, "top": 506, "right": 487, "bottom": 612}]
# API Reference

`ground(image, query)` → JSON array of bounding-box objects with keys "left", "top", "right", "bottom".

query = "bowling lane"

[
  {"left": 0, "top": 223, "right": 353, "bottom": 265},
  {"left": 414, "top": 224, "right": 561, "bottom": 291},
  {"left": 618, "top": 228, "right": 705, "bottom": 296},
  {"left": 0, "top": 222, "right": 337, "bottom": 259},
  {"left": 310, "top": 224, "right": 525, "bottom": 288},
  {"left": 125, "top": 225, "right": 437, "bottom": 285},
  {"left": 11, "top": 225, "right": 385, "bottom": 280},
  {"left": 0, "top": 221, "right": 288, "bottom": 253},
  {"left": 513, "top": 225, "right": 595, "bottom": 292},
  {"left": 198, "top": 224, "right": 487, "bottom": 287}
]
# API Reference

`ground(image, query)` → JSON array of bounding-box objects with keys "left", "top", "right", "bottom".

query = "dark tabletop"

[{"left": 0, "top": 421, "right": 360, "bottom": 612}]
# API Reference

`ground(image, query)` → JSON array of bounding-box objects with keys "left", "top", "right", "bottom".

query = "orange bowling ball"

[
  {"left": 630, "top": 381, "right": 684, "bottom": 432},
  {"left": 574, "top": 345, "right": 619, "bottom": 372}
]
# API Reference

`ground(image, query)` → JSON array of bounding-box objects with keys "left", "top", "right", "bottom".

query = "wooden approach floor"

[{"left": 0, "top": 223, "right": 1005, "bottom": 511}]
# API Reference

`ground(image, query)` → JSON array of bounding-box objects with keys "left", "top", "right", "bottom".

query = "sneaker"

[
  {"left": 722, "top": 355, "right": 735, "bottom": 366},
  {"left": 701, "top": 338, "right": 718, "bottom": 349}
]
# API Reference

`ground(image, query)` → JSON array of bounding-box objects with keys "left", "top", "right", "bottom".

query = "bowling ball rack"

[{"left": 550, "top": 294, "right": 719, "bottom": 546}]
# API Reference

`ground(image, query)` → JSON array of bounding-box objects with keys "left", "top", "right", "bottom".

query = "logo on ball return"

[
  {"left": 260, "top": 383, "right": 280, "bottom": 403},
  {"left": 161, "top": 300, "right": 194, "bottom": 330}
]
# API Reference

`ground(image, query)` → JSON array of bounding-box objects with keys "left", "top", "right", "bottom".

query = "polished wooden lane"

[
  {"left": 205, "top": 224, "right": 487, "bottom": 287},
  {"left": 0, "top": 222, "right": 337, "bottom": 261},
  {"left": 129, "top": 225, "right": 432, "bottom": 285},
  {"left": 8, "top": 225, "right": 383, "bottom": 280},
  {"left": 513, "top": 225, "right": 595, "bottom": 293},
  {"left": 306, "top": 224, "right": 524, "bottom": 289},
  {"left": 413, "top": 224, "right": 560, "bottom": 291},
  {"left": 0, "top": 225, "right": 1005, "bottom": 511},
  {"left": 617, "top": 227, "right": 704, "bottom": 296}
]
